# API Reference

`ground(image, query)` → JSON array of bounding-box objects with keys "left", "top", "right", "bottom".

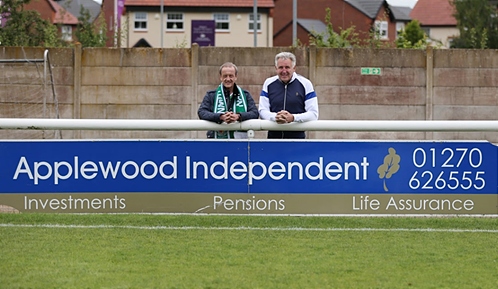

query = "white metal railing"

[{"left": 1, "top": 118, "right": 498, "bottom": 132}]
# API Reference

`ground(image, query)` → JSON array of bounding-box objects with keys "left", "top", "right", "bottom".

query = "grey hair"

[
  {"left": 275, "top": 52, "right": 296, "bottom": 68},
  {"left": 219, "top": 62, "right": 238, "bottom": 76}
]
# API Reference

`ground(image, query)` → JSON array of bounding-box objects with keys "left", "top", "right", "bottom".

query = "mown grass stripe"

[{"left": 1, "top": 223, "right": 497, "bottom": 233}]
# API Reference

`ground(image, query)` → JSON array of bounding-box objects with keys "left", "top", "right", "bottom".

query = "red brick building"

[
  {"left": 24, "top": 0, "right": 79, "bottom": 42},
  {"left": 273, "top": 0, "right": 411, "bottom": 47}
]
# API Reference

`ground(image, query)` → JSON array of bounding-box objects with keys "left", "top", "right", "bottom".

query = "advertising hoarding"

[{"left": 0, "top": 140, "right": 496, "bottom": 214}]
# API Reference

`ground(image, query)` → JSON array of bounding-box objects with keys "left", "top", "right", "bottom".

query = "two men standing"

[{"left": 198, "top": 52, "right": 319, "bottom": 139}]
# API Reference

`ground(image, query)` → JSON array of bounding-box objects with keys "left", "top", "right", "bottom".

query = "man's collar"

[{"left": 224, "top": 83, "right": 239, "bottom": 95}]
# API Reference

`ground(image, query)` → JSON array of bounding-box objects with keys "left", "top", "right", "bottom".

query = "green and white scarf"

[{"left": 213, "top": 83, "right": 248, "bottom": 139}]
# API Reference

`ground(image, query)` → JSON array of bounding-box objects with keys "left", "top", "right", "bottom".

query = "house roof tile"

[
  {"left": 298, "top": 18, "right": 327, "bottom": 35},
  {"left": 389, "top": 5, "right": 411, "bottom": 21},
  {"left": 410, "top": 0, "right": 456, "bottom": 26},
  {"left": 49, "top": 0, "right": 79, "bottom": 24},
  {"left": 125, "top": 0, "right": 274, "bottom": 8},
  {"left": 346, "top": 0, "right": 384, "bottom": 19},
  {"left": 59, "top": 0, "right": 101, "bottom": 23}
]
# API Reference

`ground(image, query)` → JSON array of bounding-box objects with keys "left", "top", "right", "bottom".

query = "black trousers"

[{"left": 267, "top": 131, "right": 306, "bottom": 139}]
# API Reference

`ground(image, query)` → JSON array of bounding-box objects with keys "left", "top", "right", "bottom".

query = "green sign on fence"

[{"left": 361, "top": 67, "right": 382, "bottom": 75}]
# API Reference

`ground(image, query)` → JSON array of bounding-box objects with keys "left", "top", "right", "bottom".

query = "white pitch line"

[{"left": 1, "top": 223, "right": 497, "bottom": 233}]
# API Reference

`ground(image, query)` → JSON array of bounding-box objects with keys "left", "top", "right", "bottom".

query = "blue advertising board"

[{"left": 0, "top": 140, "right": 496, "bottom": 214}]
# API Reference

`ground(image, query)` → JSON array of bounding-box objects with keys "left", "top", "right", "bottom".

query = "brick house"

[
  {"left": 22, "top": 0, "right": 101, "bottom": 43},
  {"left": 273, "top": 0, "right": 411, "bottom": 47},
  {"left": 409, "top": 0, "right": 458, "bottom": 48},
  {"left": 23, "top": 0, "right": 79, "bottom": 42},
  {"left": 100, "top": 0, "right": 122, "bottom": 47},
  {"left": 410, "top": 0, "right": 498, "bottom": 49}
]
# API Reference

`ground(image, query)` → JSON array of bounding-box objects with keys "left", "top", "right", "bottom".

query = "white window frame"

[
  {"left": 61, "top": 25, "right": 72, "bottom": 41},
  {"left": 374, "top": 20, "right": 388, "bottom": 40},
  {"left": 167, "top": 13, "right": 184, "bottom": 31},
  {"left": 213, "top": 13, "right": 230, "bottom": 31},
  {"left": 134, "top": 12, "right": 148, "bottom": 31},
  {"left": 396, "top": 22, "right": 404, "bottom": 39},
  {"left": 248, "top": 13, "right": 261, "bottom": 32}
]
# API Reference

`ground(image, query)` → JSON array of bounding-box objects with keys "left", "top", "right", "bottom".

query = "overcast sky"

[{"left": 386, "top": 0, "right": 418, "bottom": 8}]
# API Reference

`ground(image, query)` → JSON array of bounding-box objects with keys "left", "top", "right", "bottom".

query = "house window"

[
  {"left": 214, "top": 13, "right": 229, "bottom": 31},
  {"left": 374, "top": 20, "right": 388, "bottom": 40},
  {"left": 167, "top": 13, "right": 184, "bottom": 30},
  {"left": 422, "top": 27, "right": 430, "bottom": 37},
  {"left": 396, "top": 22, "right": 404, "bottom": 38},
  {"left": 248, "top": 13, "right": 261, "bottom": 31},
  {"left": 134, "top": 12, "right": 147, "bottom": 30},
  {"left": 61, "top": 25, "right": 72, "bottom": 41},
  {"left": 448, "top": 37, "right": 455, "bottom": 48}
]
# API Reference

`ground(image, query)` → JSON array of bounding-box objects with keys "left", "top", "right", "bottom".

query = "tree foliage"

[
  {"left": 0, "top": 0, "right": 63, "bottom": 47},
  {"left": 75, "top": 6, "right": 107, "bottom": 48},
  {"left": 451, "top": 0, "right": 498, "bottom": 49},
  {"left": 309, "top": 8, "right": 360, "bottom": 48},
  {"left": 395, "top": 20, "right": 428, "bottom": 48}
]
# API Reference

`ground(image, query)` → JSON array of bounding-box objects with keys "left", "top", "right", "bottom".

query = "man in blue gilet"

[{"left": 259, "top": 52, "right": 319, "bottom": 139}]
